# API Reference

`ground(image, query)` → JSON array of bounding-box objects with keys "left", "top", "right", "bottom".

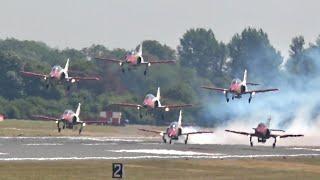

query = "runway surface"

[{"left": 0, "top": 136, "right": 319, "bottom": 161}]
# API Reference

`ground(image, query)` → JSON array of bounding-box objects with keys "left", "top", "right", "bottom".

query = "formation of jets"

[{"left": 19, "top": 42, "right": 303, "bottom": 148}]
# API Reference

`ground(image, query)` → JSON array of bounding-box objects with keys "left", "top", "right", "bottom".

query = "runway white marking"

[
  {"left": 109, "top": 149, "right": 223, "bottom": 156},
  {"left": 0, "top": 154, "right": 319, "bottom": 161},
  {"left": 23, "top": 143, "right": 63, "bottom": 146},
  {"left": 289, "top": 147, "right": 320, "bottom": 151},
  {"left": 0, "top": 136, "right": 155, "bottom": 142},
  {"left": 0, "top": 152, "right": 8, "bottom": 155},
  {"left": 82, "top": 143, "right": 117, "bottom": 146}
]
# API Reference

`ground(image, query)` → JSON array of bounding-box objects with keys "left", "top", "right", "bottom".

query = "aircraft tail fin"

[
  {"left": 64, "top": 58, "right": 70, "bottom": 72},
  {"left": 266, "top": 116, "right": 271, "bottom": 128},
  {"left": 178, "top": 110, "right": 182, "bottom": 127},
  {"left": 243, "top": 69, "right": 247, "bottom": 85},
  {"left": 156, "top": 87, "right": 161, "bottom": 100},
  {"left": 76, "top": 103, "right": 81, "bottom": 117},
  {"left": 137, "top": 42, "right": 143, "bottom": 56}
]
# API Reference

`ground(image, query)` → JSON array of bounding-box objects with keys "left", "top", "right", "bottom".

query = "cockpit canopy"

[
  {"left": 63, "top": 110, "right": 74, "bottom": 115},
  {"left": 257, "top": 123, "right": 266, "bottom": 128},
  {"left": 169, "top": 122, "right": 178, "bottom": 128},
  {"left": 52, "top": 65, "right": 62, "bottom": 72},
  {"left": 145, "top": 94, "right": 155, "bottom": 99},
  {"left": 231, "top": 78, "right": 242, "bottom": 84}
]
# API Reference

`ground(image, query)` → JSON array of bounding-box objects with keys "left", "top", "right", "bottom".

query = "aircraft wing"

[
  {"left": 20, "top": 71, "right": 47, "bottom": 79},
  {"left": 69, "top": 76, "right": 100, "bottom": 82},
  {"left": 138, "top": 128, "right": 166, "bottom": 136},
  {"left": 32, "top": 115, "right": 59, "bottom": 121},
  {"left": 144, "top": 60, "right": 176, "bottom": 64},
  {"left": 95, "top": 57, "right": 123, "bottom": 63},
  {"left": 181, "top": 131, "right": 213, "bottom": 135},
  {"left": 270, "top": 129, "right": 285, "bottom": 132},
  {"left": 162, "top": 104, "right": 193, "bottom": 109},
  {"left": 201, "top": 86, "right": 229, "bottom": 92},
  {"left": 244, "top": 88, "right": 279, "bottom": 94},
  {"left": 270, "top": 134, "right": 304, "bottom": 138},
  {"left": 246, "top": 82, "right": 260, "bottom": 86},
  {"left": 111, "top": 103, "right": 144, "bottom": 109},
  {"left": 225, "top": 129, "right": 254, "bottom": 136}
]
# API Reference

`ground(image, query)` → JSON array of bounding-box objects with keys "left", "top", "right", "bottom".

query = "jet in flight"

[
  {"left": 21, "top": 58, "right": 100, "bottom": 91},
  {"left": 95, "top": 43, "right": 176, "bottom": 75},
  {"left": 139, "top": 110, "right": 213, "bottom": 144},
  {"left": 225, "top": 117, "right": 304, "bottom": 148},
  {"left": 33, "top": 103, "right": 100, "bottom": 134},
  {"left": 111, "top": 87, "right": 192, "bottom": 119},
  {"left": 201, "top": 69, "right": 279, "bottom": 103}
]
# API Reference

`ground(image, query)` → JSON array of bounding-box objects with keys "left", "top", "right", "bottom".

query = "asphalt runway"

[{"left": 0, "top": 136, "right": 319, "bottom": 161}]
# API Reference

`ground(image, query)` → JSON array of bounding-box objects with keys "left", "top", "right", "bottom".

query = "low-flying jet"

[
  {"left": 201, "top": 69, "right": 279, "bottom": 103},
  {"left": 95, "top": 43, "right": 176, "bottom": 75},
  {"left": 225, "top": 117, "right": 304, "bottom": 148},
  {"left": 139, "top": 110, "right": 213, "bottom": 144},
  {"left": 111, "top": 87, "right": 192, "bottom": 119},
  {"left": 33, "top": 103, "right": 99, "bottom": 134},
  {"left": 21, "top": 58, "right": 100, "bottom": 90}
]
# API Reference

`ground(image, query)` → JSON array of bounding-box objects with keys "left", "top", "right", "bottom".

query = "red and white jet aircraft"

[
  {"left": 225, "top": 117, "right": 304, "bottom": 148},
  {"left": 95, "top": 43, "right": 176, "bottom": 75},
  {"left": 139, "top": 110, "right": 213, "bottom": 144},
  {"left": 201, "top": 69, "right": 279, "bottom": 103},
  {"left": 21, "top": 59, "right": 100, "bottom": 90},
  {"left": 33, "top": 103, "right": 99, "bottom": 134},
  {"left": 111, "top": 87, "right": 192, "bottom": 119}
]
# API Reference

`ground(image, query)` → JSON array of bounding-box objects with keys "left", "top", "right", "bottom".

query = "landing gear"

[
  {"left": 184, "top": 134, "right": 189, "bottom": 144},
  {"left": 121, "top": 68, "right": 125, "bottom": 73},
  {"left": 79, "top": 124, "right": 83, "bottom": 135},
  {"left": 169, "top": 138, "right": 172, "bottom": 144},
  {"left": 162, "top": 135, "right": 167, "bottom": 143},
  {"left": 57, "top": 121, "right": 62, "bottom": 133},
  {"left": 45, "top": 83, "right": 50, "bottom": 89},
  {"left": 249, "top": 136, "right": 253, "bottom": 147},
  {"left": 272, "top": 137, "right": 277, "bottom": 148},
  {"left": 144, "top": 70, "right": 147, "bottom": 76},
  {"left": 225, "top": 92, "right": 229, "bottom": 102},
  {"left": 232, "top": 96, "right": 234, "bottom": 100},
  {"left": 248, "top": 97, "right": 252, "bottom": 103}
]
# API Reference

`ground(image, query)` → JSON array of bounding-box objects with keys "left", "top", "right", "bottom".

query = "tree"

[
  {"left": 228, "top": 27, "right": 282, "bottom": 84},
  {"left": 178, "top": 28, "right": 227, "bottom": 80}
]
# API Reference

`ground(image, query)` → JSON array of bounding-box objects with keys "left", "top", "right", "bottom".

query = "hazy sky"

[{"left": 0, "top": 0, "right": 319, "bottom": 58}]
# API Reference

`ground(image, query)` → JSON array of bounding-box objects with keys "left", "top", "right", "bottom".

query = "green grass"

[
  {"left": 0, "top": 119, "right": 166, "bottom": 137},
  {"left": 0, "top": 158, "right": 319, "bottom": 180}
]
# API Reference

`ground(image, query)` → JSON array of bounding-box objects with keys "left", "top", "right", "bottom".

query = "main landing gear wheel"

[
  {"left": 250, "top": 142, "right": 253, "bottom": 147},
  {"left": 248, "top": 97, "right": 252, "bottom": 103},
  {"left": 162, "top": 136, "right": 167, "bottom": 143},
  {"left": 169, "top": 139, "right": 172, "bottom": 144},
  {"left": 272, "top": 143, "right": 276, "bottom": 148},
  {"left": 57, "top": 121, "right": 62, "bottom": 133},
  {"left": 144, "top": 70, "right": 147, "bottom": 76},
  {"left": 121, "top": 68, "right": 125, "bottom": 73},
  {"left": 226, "top": 98, "right": 229, "bottom": 102}
]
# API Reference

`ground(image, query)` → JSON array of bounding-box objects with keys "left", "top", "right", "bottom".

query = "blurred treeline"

[{"left": 0, "top": 27, "right": 319, "bottom": 126}]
